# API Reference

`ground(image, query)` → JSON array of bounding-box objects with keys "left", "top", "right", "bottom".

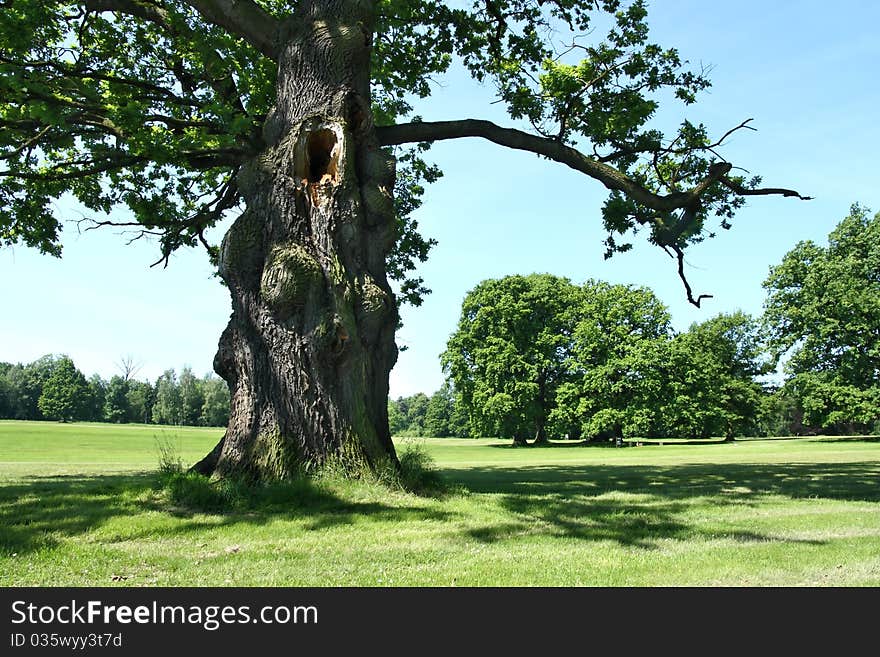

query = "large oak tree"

[
  {"left": 1, "top": 0, "right": 808, "bottom": 480},
  {"left": 763, "top": 205, "right": 880, "bottom": 433}
]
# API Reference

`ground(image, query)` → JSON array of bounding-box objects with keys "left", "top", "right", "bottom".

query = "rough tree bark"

[
  {"left": 194, "top": 0, "right": 399, "bottom": 480},
  {"left": 533, "top": 374, "right": 549, "bottom": 445}
]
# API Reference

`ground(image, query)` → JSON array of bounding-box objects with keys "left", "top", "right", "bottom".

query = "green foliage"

[
  {"left": 562, "top": 311, "right": 767, "bottom": 440},
  {"left": 200, "top": 375, "right": 231, "bottom": 427},
  {"left": 552, "top": 282, "right": 671, "bottom": 438},
  {"left": 395, "top": 440, "right": 445, "bottom": 495},
  {"left": 443, "top": 274, "right": 580, "bottom": 442},
  {"left": 445, "top": 275, "right": 769, "bottom": 441},
  {"left": 386, "top": 143, "right": 440, "bottom": 307},
  {"left": 389, "top": 392, "right": 430, "bottom": 436},
  {"left": 0, "top": 0, "right": 271, "bottom": 260},
  {"left": 151, "top": 369, "right": 181, "bottom": 425},
  {"left": 103, "top": 375, "right": 129, "bottom": 424},
  {"left": 36, "top": 355, "right": 89, "bottom": 421},
  {"left": 18, "top": 355, "right": 61, "bottom": 420},
  {"left": 372, "top": 0, "right": 753, "bottom": 257},
  {"left": 0, "top": 359, "right": 50, "bottom": 420},
  {"left": 763, "top": 205, "right": 880, "bottom": 433},
  {"left": 0, "top": 370, "right": 13, "bottom": 419},
  {"left": 2, "top": 0, "right": 787, "bottom": 313},
  {"left": 164, "top": 471, "right": 231, "bottom": 512},
  {"left": 125, "top": 380, "right": 154, "bottom": 424},
  {"left": 424, "top": 382, "right": 470, "bottom": 438},
  {"left": 0, "top": 354, "right": 227, "bottom": 427},
  {"left": 84, "top": 374, "right": 107, "bottom": 422},
  {"left": 155, "top": 433, "right": 184, "bottom": 475},
  {"left": 387, "top": 397, "right": 406, "bottom": 435}
]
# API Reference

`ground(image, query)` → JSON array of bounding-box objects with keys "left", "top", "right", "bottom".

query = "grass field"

[{"left": 1, "top": 420, "right": 879, "bottom": 586}]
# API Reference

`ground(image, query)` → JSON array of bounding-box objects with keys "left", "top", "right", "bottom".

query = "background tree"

[
  {"left": 4, "top": 364, "right": 30, "bottom": 419},
  {"left": 0, "top": 363, "right": 20, "bottom": 419},
  {"left": 17, "top": 355, "right": 62, "bottom": 420},
  {"left": 387, "top": 397, "right": 406, "bottom": 436},
  {"left": 2, "top": 0, "right": 807, "bottom": 479},
  {"left": 424, "top": 382, "right": 469, "bottom": 438},
  {"left": 37, "top": 356, "right": 89, "bottom": 421},
  {"left": 662, "top": 312, "right": 766, "bottom": 439},
  {"left": 85, "top": 373, "right": 107, "bottom": 421},
  {"left": 395, "top": 392, "right": 430, "bottom": 437},
  {"left": 152, "top": 369, "right": 181, "bottom": 425},
  {"left": 125, "top": 379, "right": 154, "bottom": 423},
  {"left": 443, "top": 274, "right": 579, "bottom": 444},
  {"left": 551, "top": 281, "right": 670, "bottom": 440},
  {"left": 571, "top": 311, "right": 766, "bottom": 440},
  {"left": 200, "top": 374, "right": 230, "bottom": 427},
  {"left": 177, "top": 366, "right": 204, "bottom": 426},
  {"left": 423, "top": 384, "right": 453, "bottom": 438},
  {"left": 103, "top": 375, "right": 130, "bottom": 423},
  {"left": 763, "top": 205, "right": 880, "bottom": 434}
]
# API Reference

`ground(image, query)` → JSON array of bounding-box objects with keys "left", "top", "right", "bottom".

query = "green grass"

[{"left": 1, "top": 420, "right": 879, "bottom": 586}]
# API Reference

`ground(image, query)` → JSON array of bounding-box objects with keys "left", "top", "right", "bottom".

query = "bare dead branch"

[
  {"left": 665, "top": 243, "right": 713, "bottom": 308},
  {"left": 598, "top": 117, "right": 756, "bottom": 163},
  {"left": 719, "top": 176, "right": 814, "bottom": 201},
  {"left": 116, "top": 354, "right": 143, "bottom": 381},
  {"left": 714, "top": 118, "right": 757, "bottom": 147}
]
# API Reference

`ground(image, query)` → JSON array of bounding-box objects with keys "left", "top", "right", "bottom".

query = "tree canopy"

[
  {"left": 2, "top": 0, "right": 807, "bottom": 305},
  {"left": 763, "top": 205, "right": 880, "bottom": 433},
  {"left": 442, "top": 273, "right": 579, "bottom": 443},
  {"left": 37, "top": 355, "right": 89, "bottom": 421},
  {"left": 444, "top": 275, "right": 767, "bottom": 442}
]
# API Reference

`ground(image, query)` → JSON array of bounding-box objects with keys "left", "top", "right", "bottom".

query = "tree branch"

[
  {"left": 83, "top": 0, "right": 172, "bottom": 27},
  {"left": 181, "top": 0, "right": 281, "bottom": 60},
  {"left": 0, "top": 55, "right": 202, "bottom": 107},
  {"left": 719, "top": 176, "right": 813, "bottom": 201},
  {"left": 379, "top": 119, "right": 812, "bottom": 215},
  {"left": 378, "top": 120, "right": 737, "bottom": 213},
  {"left": 379, "top": 119, "right": 811, "bottom": 309},
  {"left": 663, "top": 243, "right": 713, "bottom": 308},
  {"left": 1, "top": 148, "right": 244, "bottom": 181},
  {"left": 82, "top": 0, "right": 259, "bottom": 119},
  {"left": 598, "top": 118, "right": 756, "bottom": 164}
]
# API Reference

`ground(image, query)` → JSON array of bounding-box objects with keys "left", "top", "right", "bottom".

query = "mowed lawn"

[{"left": 1, "top": 420, "right": 879, "bottom": 586}]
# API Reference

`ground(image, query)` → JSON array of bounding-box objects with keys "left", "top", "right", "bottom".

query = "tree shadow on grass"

[
  {"left": 448, "top": 460, "right": 880, "bottom": 548},
  {"left": 0, "top": 472, "right": 454, "bottom": 556},
  {"left": 468, "top": 495, "right": 828, "bottom": 549},
  {"left": 448, "top": 461, "right": 880, "bottom": 502}
]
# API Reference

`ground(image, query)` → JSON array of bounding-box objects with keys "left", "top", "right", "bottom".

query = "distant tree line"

[
  {"left": 0, "top": 356, "right": 230, "bottom": 426},
  {"left": 388, "top": 382, "right": 469, "bottom": 438}
]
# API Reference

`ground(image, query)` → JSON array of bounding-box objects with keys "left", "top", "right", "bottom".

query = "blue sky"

[{"left": 2, "top": 0, "right": 879, "bottom": 397}]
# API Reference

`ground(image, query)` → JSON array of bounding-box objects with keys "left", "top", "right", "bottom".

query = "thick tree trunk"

[
  {"left": 533, "top": 421, "right": 548, "bottom": 445},
  {"left": 194, "top": 0, "right": 399, "bottom": 480},
  {"left": 532, "top": 374, "right": 549, "bottom": 445}
]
